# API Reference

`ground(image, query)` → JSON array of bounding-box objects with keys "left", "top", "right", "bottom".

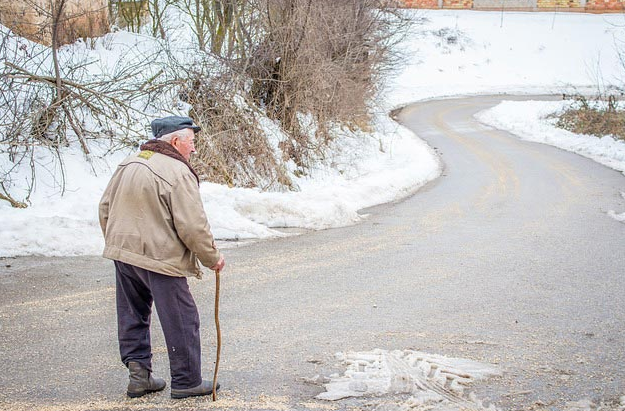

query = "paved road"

[{"left": 1, "top": 95, "right": 624, "bottom": 411}]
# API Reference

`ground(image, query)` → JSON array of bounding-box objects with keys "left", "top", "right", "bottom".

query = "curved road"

[{"left": 1, "top": 95, "right": 624, "bottom": 411}]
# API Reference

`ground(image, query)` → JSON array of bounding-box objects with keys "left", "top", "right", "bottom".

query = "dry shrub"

[
  {"left": 556, "top": 95, "right": 625, "bottom": 141},
  {"left": 248, "top": 0, "right": 408, "bottom": 169},
  {"left": 180, "top": 73, "right": 293, "bottom": 190},
  {"left": 171, "top": 0, "right": 409, "bottom": 188}
]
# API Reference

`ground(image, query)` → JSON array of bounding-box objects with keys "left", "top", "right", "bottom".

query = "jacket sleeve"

[
  {"left": 170, "top": 173, "right": 221, "bottom": 269},
  {"left": 98, "top": 179, "right": 113, "bottom": 237}
]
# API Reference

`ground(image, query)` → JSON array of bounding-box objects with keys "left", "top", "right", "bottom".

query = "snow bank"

[
  {"left": 203, "top": 115, "right": 439, "bottom": 238},
  {"left": 0, "top": 113, "right": 439, "bottom": 256},
  {"left": 0, "top": 145, "right": 129, "bottom": 256},
  {"left": 475, "top": 100, "right": 625, "bottom": 175}
]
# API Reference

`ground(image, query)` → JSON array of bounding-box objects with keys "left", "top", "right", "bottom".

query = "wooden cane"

[{"left": 212, "top": 268, "right": 221, "bottom": 401}]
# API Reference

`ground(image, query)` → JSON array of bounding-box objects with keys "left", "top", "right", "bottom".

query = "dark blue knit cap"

[{"left": 150, "top": 116, "right": 201, "bottom": 139}]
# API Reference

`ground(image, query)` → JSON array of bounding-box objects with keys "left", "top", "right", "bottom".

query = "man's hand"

[{"left": 210, "top": 255, "right": 225, "bottom": 272}]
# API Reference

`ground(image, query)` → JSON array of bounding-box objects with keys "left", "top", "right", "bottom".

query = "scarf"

[{"left": 140, "top": 139, "right": 200, "bottom": 185}]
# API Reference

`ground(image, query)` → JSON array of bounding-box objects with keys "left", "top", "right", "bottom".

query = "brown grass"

[
  {"left": 555, "top": 96, "right": 625, "bottom": 141},
  {"left": 181, "top": 74, "right": 294, "bottom": 191}
]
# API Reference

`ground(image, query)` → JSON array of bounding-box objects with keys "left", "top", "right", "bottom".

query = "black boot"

[
  {"left": 171, "top": 379, "right": 220, "bottom": 399},
  {"left": 126, "top": 361, "right": 167, "bottom": 398}
]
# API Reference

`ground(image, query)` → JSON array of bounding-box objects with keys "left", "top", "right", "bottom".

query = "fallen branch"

[{"left": 0, "top": 183, "right": 27, "bottom": 208}]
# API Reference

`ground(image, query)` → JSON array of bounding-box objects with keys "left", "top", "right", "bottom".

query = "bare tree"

[
  {"left": 174, "top": 0, "right": 255, "bottom": 57},
  {"left": 147, "top": 0, "right": 175, "bottom": 39},
  {"left": 109, "top": 0, "right": 149, "bottom": 33}
]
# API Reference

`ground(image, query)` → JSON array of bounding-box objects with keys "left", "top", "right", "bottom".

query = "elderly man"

[{"left": 99, "top": 116, "right": 225, "bottom": 399}]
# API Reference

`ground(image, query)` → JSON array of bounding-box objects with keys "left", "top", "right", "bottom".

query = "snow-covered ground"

[
  {"left": 1, "top": 10, "right": 624, "bottom": 257},
  {"left": 385, "top": 10, "right": 624, "bottom": 107}
]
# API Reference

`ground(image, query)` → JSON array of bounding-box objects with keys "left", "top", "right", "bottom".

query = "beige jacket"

[{"left": 99, "top": 150, "right": 220, "bottom": 278}]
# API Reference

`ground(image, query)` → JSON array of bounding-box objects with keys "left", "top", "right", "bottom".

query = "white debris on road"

[
  {"left": 608, "top": 192, "right": 625, "bottom": 224},
  {"left": 316, "top": 349, "right": 501, "bottom": 411}
]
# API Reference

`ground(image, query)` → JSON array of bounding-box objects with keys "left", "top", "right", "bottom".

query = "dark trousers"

[{"left": 114, "top": 260, "right": 202, "bottom": 389}]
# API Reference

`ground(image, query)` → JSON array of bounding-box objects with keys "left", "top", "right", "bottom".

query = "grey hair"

[{"left": 158, "top": 129, "right": 191, "bottom": 143}]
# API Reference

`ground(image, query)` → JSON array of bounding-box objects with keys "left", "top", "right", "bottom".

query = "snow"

[
  {"left": 608, "top": 192, "right": 625, "bottom": 223},
  {"left": 203, "top": 119, "right": 439, "bottom": 238},
  {"left": 475, "top": 100, "right": 625, "bottom": 175},
  {"left": 1, "top": 10, "right": 625, "bottom": 257},
  {"left": 386, "top": 10, "right": 624, "bottom": 107},
  {"left": 316, "top": 349, "right": 500, "bottom": 410}
]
